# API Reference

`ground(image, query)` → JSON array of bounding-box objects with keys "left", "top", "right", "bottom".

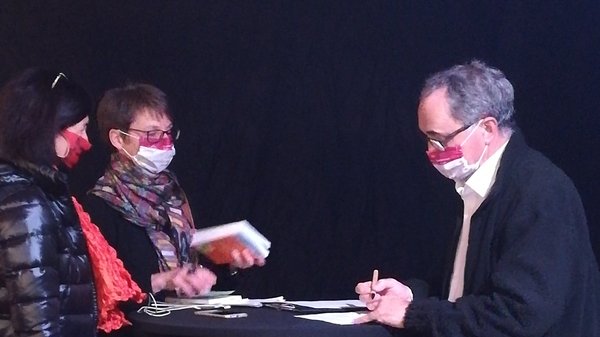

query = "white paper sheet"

[
  {"left": 285, "top": 299, "right": 365, "bottom": 309},
  {"left": 165, "top": 295, "right": 285, "bottom": 307},
  {"left": 294, "top": 312, "right": 367, "bottom": 325},
  {"left": 244, "top": 296, "right": 286, "bottom": 307}
]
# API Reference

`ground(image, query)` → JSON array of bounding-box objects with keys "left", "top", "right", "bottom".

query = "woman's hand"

[
  {"left": 151, "top": 265, "right": 217, "bottom": 297},
  {"left": 230, "top": 249, "right": 266, "bottom": 269}
]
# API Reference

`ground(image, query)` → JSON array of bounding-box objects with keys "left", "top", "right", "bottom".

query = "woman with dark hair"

[
  {"left": 0, "top": 69, "right": 143, "bottom": 337},
  {"left": 0, "top": 68, "right": 98, "bottom": 337}
]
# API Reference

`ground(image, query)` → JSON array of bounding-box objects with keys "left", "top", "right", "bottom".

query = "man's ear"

[
  {"left": 481, "top": 117, "right": 498, "bottom": 144},
  {"left": 108, "top": 129, "right": 124, "bottom": 150}
]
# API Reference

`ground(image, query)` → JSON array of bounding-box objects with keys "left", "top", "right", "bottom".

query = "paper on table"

[
  {"left": 285, "top": 299, "right": 365, "bottom": 309},
  {"left": 244, "top": 296, "right": 286, "bottom": 307},
  {"left": 254, "top": 296, "right": 286, "bottom": 303},
  {"left": 165, "top": 295, "right": 285, "bottom": 307},
  {"left": 200, "top": 290, "right": 236, "bottom": 297},
  {"left": 295, "top": 312, "right": 367, "bottom": 325},
  {"left": 165, "top": 295, "right": 245, "bottom": 305}
]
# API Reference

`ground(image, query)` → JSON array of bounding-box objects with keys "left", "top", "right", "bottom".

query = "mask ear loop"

[
  {"left": 117, "top": 130, "right": 140, "bottom": 160},
  {"left": 462, "top": 139, "right": 489, "bottom": 173},
  {"left": 56, "top": 134, "right": 70, "bottom": 158},
  {"left": 459, "top": 120, "right": 483, "bottom": 147},
  {"left": 121, "top": 146, "right": 134, "bottom": 158},
  {"left": 457, "top": 120, "right": 487, "bottom": 174},
  {"left": 121, "top": 145, "right": 146, "bottom": 169}
]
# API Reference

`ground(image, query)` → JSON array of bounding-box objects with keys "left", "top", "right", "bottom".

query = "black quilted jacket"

[{"left": 0, "top": 159, "right": 97, "bottom": 337}]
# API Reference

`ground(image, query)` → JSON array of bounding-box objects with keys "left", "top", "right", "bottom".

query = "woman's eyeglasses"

[{"left": 126, "top": 127, "right": 181, "bottom": 144}]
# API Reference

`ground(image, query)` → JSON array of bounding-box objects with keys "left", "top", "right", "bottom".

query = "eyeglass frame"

[
  {"left": 124, "top": 127, "right": 181, "bottom": 144},
  {"left": 426, "top": 123, "right": 474, "bottom": 151}
]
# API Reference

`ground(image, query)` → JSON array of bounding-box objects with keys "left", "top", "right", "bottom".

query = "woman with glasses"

[
  {"left": 0, "top": 68, "right": 99, "bottom": 337},
  {"left": 81, "top": 83, "right": 264, "bottom": 336}
]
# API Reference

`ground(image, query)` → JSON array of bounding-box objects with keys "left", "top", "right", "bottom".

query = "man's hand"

[{"left": 354, "top": 277, "right": 413, "bottom": 328}]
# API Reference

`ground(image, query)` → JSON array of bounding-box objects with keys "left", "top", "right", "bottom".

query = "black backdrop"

[{"left": 1, "top": 1, "right": 598, "bottom": 300}]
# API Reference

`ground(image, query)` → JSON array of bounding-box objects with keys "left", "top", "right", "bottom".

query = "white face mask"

[
  {"left": 432, "top": 146, "right": 487, "bottom": 181},
  {"left": 123, "top": 145, "right": 176, "bottom": 175},
  {"left": 428, "top": 121, "right": 487, "bottom": 181}
]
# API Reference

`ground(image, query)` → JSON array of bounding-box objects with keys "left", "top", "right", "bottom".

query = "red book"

[{"left": 191, "top": 220, "right": 271, "bottom": 265}]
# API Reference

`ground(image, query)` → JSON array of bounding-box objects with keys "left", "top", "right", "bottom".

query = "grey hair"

[{"left": 420, "top": 60, "right": 515, "bottom": 132}]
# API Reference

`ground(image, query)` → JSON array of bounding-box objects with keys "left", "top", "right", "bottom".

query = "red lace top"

[{"left": 72, "top": 197, "right": 146, "bottom": 332}]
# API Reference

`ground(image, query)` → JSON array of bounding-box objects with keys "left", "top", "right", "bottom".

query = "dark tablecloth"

[{"left": 129, "top": 307, "right": 408, "bottom": 337}]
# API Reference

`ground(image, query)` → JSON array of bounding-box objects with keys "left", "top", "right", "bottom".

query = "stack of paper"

[{"left": 165, "top": 294, "right": 285, "bottom": 308}]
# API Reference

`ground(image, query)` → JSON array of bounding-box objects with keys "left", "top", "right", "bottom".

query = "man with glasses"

[
  {"left": 355, "top": 60, "right": 600, "bottom": 336},
  {"left": 81, "top": 83, "right": 265, "bottom": 337}
]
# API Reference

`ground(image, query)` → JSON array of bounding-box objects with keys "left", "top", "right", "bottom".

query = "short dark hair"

[
  {"left": 0, "top": 68, "right": 90, "bottom": 166},
  {"left": 96, "top": 83, "right": 173, "bottom": 146},
  {"left": 420, "top": 60, "right": 516, "bottom": 131}
]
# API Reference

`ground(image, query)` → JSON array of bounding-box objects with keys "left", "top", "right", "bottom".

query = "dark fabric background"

[{"left": 1, "top": 1, "right": 598, "bottom": 300}]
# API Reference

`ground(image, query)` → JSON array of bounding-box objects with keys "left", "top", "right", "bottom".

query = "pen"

[
  {"left": 194, "top": 310, "right": 248, "bottom": 318},
  {"left": 370, "top": 269, "right": 379, "bottom": 299}
]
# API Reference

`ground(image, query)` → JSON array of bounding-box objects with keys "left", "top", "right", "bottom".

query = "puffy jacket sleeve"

[{"left": 0, "top": 188, "right": 62, "bottom": 337}]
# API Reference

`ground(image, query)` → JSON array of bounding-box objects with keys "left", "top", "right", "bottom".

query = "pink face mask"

[
  {"left": 427, "top": 146, "right": 463, "bottom": 165},
  {"left": 426, "top": 122, "right": 487, "bottom": 181},
  {"left": 60, "top": 130, "right": 92, "bottom": 168}
]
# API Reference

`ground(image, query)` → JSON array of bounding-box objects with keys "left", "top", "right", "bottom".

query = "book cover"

[{"left": 191, "top": 220, "right": 271, "bottom": 265}]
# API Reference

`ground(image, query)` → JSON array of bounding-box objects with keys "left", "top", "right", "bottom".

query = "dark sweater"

[
  {"left": 81, "top": 192, "right": 238, "bottom": 337},
  {"left": 403, "top": 132, "right": 600, "bottom": 337},
  {"left": 82, "top": 194, "right": 159, "bottom": 295},
  {"left": 81, "top": 192, "right": 238, "bottom": 295}
]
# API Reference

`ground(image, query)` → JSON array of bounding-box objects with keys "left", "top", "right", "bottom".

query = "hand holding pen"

[
  {"left": 370, "top": 269, "right": 379, "bottom": 299},
  {"left": 354, "top": 270, "right": 414, "bottom": 327},
  {"left": 355, "top": 270, "right": 413, "bottom": 309}
]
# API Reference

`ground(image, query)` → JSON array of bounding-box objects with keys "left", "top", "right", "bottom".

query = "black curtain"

[{"left": 1, "top": 0, "right": 598, "bottom": 300}]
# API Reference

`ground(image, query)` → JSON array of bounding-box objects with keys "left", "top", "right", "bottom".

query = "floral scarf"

[{"left": 90, "top": 152, "right": 194, "bottom": 271}]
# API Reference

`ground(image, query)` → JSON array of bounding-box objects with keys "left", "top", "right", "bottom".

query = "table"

[{"left": 129, "top": 307, "right": 404, "bottom": 337}]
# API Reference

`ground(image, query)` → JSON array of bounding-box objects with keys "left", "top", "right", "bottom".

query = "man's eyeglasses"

[
  {"left": 126, "top": 127, "right": 181, "bottom": 144},
  {"left": 427, "top": 123, "right": 472, "bottom": 151}
]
